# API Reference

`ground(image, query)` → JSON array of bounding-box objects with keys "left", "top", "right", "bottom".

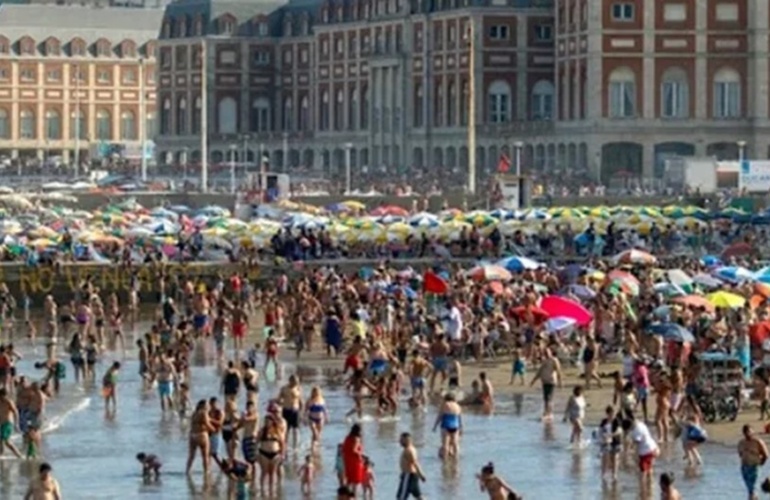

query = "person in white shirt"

[
  {"left": 445, "top": 301, "right": 463, "bottom": 344},
  {"left": 623, "top": 417, "right": 659, "bottom": 497}
]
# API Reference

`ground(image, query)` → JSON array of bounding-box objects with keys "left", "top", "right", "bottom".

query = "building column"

[
  {"left": 642, "top": 142, "right": 654, "bottom": 178},
  {"left": 694, "top": 1, "right": 708, "bottom": 119}
]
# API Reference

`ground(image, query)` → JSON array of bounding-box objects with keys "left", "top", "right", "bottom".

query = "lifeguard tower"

[{"left": 492, "top": 173, "right": 532, "bottom": 210}]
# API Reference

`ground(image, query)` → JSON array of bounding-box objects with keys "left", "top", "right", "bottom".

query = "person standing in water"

[
  {"left": 156, "top": 353, "right": 177, "bottom": 412},
  {"left": 102, "top": 361, "right": 121, "bottom": 415},
  {"left": 24, "top": 462, "right": 61, "bottom": 500},
  {"left": 563, "top": 385, "right": 586, "bottom": 446},
  {"left": 397, "top": 432, "right": 426, "bottom": 500},
  {"left": 433, "top": 393, "right": 462, "bottom": 459},
  {"left": 231, "top": 302, "right": 248, "bottom": 353},
  {"left": 279, "top": 374, "right": 303, "bottom": 449},
  {"left": 738, "top": 424, "right": 769, "bottom": 500},
  {"left": 530, "top": 347, "right": 562, "bottom": 420},
  {"left": 221, "top": 361, "right": 242, "bottom": 404},
  {"left": 0, "top": 388, "right": 22, "bottom": 458},
  {"left": 477, "top": 462, "right": 521, "bottom": 500},
  {"left": 407, "top": 350, "right": 431, "bottom": 408}
]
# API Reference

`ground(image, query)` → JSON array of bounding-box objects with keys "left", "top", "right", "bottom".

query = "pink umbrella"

[{"left": 540, "top": 295, "right": 593, "bottom": 327}]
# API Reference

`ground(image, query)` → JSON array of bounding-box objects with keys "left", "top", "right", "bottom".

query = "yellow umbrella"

[
  {"left": 29, "top": 237, "right": 56, "bottom": 248},
  {"left": 201, "top": 227, "right": 228, "bottom": 237},
  {"left": 706, "top": 291, "right": 746, "bottom": 309},
  {"left": 341, "top": 200, "right": 366, "bottom": 210}
]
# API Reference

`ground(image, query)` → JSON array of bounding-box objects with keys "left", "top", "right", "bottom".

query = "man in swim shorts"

[
  {"left": 0, "top": 388, "right": 21, "bottom": 458},
  {"left": 530, "top": 348, "right": 562, "bottom": 419},
  {"left": 279, "top": 375, "right": 303, "bottom": 449},
  {"left": 397, "top": 432, "right": 425, "bottom": 499},
  {"left": 738, "top": 424, "right": 769, "bottom": 500},
  {"left": 156, "top": 354, "right": 177, "bottom": 412}
]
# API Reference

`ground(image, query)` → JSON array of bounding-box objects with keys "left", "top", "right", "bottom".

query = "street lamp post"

[
  {"left": 200, "top": 40, "right": 209, "bottom": 193},
  {"left": 182, "top": 146, "right": 189, "bottom": 185},
  {"left": 229, "top": 144, "right": 237, "bottom": 194},
  {"left": 513, "top": 141, "right": 524, "bottom": 176},
  {"left": 467, "top": 20, "right": 476, "bottom": 194},
  {"left": 73, "top": 63, "right": 81, "bottom": 177},
  {"left": 737, "top": 140, "right": 747, "bottom": 163},
  {"left": 139, "top": 57, "right": 147, "bottom": 182},
  {"left": 344, "top": 142, "right": 353, "bottom": 194}
]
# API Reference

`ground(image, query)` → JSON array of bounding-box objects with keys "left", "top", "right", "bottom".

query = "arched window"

[
  {"left": 608, "top": 67, "right": 636, "bottom": 118},
  {"left": 660, "top": 67, "right": 689, "bottom": 119},
  {"left": 349, "top": 86, "right": 358, "bottom": 130},
  {"left": 283, "top": 96, "right": 293, "bottom": 131},
  {"left": 531, "top": 80, "right": 554, "bottom": 120},
  {"left": 713, "top": 67, "right": 741, "bottom": 118},
  {"left": 299, "top": 95, "right": 309, "bottom": 131},
  {"left": 121, "top": 111, "right": 136, "bottom": 140},
  {"left": 251, "top": 97, "right": 270, "bottom": 132},
  {"left": 335, "top": 89, "right": 344, "bottom": 130},
  {"left": 488, "top": 80, "right": 511, "bottom": 123},
  {"left": 70, "top": 109, "right": 86, "bottom": 139},
  {"left": 361, "top": 86, "right": 369, "bottom": 129},
  {"left": 320, "top": 90, "right": 330, "bottom": 130},
  {"left": 447, "top": 80, "right": 456, "bottom": 126},
  {"left": 413, "top": 84, "right": 424, "bottom": 127},
  {"left": 160, "top": 98, "right": 171, "bottom": 134},
  {"left": 19, "top": 109, "right": 35, "bottom": 139},
  {"left": 192, "top": 96, "right": 202, "bottom": 134},
  {"left": 217, "top": 96, "right": 237, "bottom": 134},
  {"left": 176, "top": 96, "right": 187, "bottom": 135},
  {"left": 0, "top": 109, "right": 8, "bottom": 139},
  {"left": 96, "top": 109, "right": 111, "bottom": 140},
  {"left": 45, "top": 110, "right": 61, "bottom": 140}
]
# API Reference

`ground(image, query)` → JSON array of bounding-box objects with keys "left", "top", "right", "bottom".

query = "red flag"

[
  {"left": 497, "top": 154, "right": 511, "bottom": 173},
  {"left": 423, "top": 271, "right": 449, "bottom": 294}
]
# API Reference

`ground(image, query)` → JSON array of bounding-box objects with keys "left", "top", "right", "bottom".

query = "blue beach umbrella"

[
  {"left": 498, "top": 256, "right": 542, "bottom": 272},
  {"left": 560, "top": 284, "right": 596, "bottom": 300},
  {"left": 700, "top": 255, "right": 722, "bottom": 267},
  {"left": 713, "top": 266, "right": 754, "bottom": 284},
  {"left": 647, "top": 323, "right": 695, "bottom": 343}
]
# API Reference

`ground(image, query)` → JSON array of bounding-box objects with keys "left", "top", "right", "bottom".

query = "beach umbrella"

[
  {"left": 671, "top": 294, "right": 716, "bottom": 312},
  {"left": 423, "top": 271, "right": 449, "bottom": 294},
  {"left": 464, "top": 212, "right": 496, "bottom": 227},
  {"left": 370, "top": 205, "right": 409, "bottom": 217},
  {"left": 666, "top": 269, "right": 694, "bottom": 292},
  {"left": 560, "top": 284, "right": 596, "bottom": 300},
  {"left": 700, "top": 255, "right": 722, "bottom": 267},
  {"left": 611, "top": 248, "right": 657, "bottom": 265},
  {"left": 408, "top": 213, "right": 439, "bottom": 228},
  {"left": 489, "top": 208, "right": 516, "bottom": 220},
  {"left": 378, "top": 214, "right": 406, "bottom": 225},
  {"left": 438, "top": 220, "right": 472, "bottom": 240},
  {"left": 692, "top": 273, "right": 723, "bottom": 289},
  {"left": 466, "top": 264, "right": 512, "bottom": 282},
  {"left": 653, "top": 282, "right": 687, "bottom": 298},
  {"left": 540, "top": 295, "right": 593, "bottom": 326},
  {"left": 646, "top": 323, "right": 695, "bottom": 343},
  {"left": 706, "top": 291, "right": 747, "bottom": 309},
  {"left": 510, "top": 305, "right": 549, "bottom": 324},
  {"left": 722, "top": 242, "right": 753, "bottom": 259},
  {"left": 497, "top": 256, "right": 542, "bottom": 273},
  {"left": 546, "top": 316, "right": 577, "bottom": 334},
  {"left": 713, "top": 266, "right": 753, "bottom": 284},
  {"left": 750, "top": 322, "right": 770, "bottom": 346},
  {"left": 341, "top": 200, "right": 366, "bottom": 211},
  {"left": 520, "top": 208, "right": 551, "bottom": 220}
]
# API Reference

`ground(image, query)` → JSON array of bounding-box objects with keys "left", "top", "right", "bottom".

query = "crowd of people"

[{"left": 5, "top": 240, "right": 770, "bottom": 498}]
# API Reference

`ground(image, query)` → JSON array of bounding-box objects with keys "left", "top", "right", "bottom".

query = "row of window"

[
  {"left": 610, "top": 2, "right": 740, "bottom": 23},
  {"left": 607, "top": 67, "right": 742, "bottom": 119},
  {"left": 488, "top": 24, "right": 552, "bottom": 42},
  {"left": 0, "top": 66, "right": 153, "bottom": 86},
  {"left": 0, "top": 109, "right": 156, "bottom": 141}
]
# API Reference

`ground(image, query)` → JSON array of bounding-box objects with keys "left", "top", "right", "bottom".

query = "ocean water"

[{"left": 1, "top": 331, "right": 744, "bottom": 499}]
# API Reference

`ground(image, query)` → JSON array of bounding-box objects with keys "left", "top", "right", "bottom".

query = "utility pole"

[
  {"left": 467, "top": 19, "right": 476, "bottom": 194},
  {"left": 200, "top": 40, "right": 208, "bottom": 193},
  {"left": 139, "top": 57, "right": 147, "bottom": 181}
]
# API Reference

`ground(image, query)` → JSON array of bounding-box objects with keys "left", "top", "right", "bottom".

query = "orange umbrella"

[
  {"left": 671, "top": 294, "right": 715, "bottom": 312},
  {"left": 607, "top": 269, "right": 640, "bottom": 285},
  {"left": 751, "top": 294, "right": 767, "bottom": 310},
  {"left": 755, "top": 282, "right": 770, "bottom": 299},
  {"left": 750, "top": 321, "right": 770, "bottom": 346},
  {"left": 487, "top": 281, "right": 505, "bottom": 295}
]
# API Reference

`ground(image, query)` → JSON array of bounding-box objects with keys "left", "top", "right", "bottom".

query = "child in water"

[
  {"left": 177, "top": 382, "right": 191, "bottom": 419},
  {"left": 298, "top": 454, "right": 315, "bottom": 494},
  {"left": 510, "top": 349, "right": 526, "bottom": 385},
  {"left": 136, "top": 452, "right": 162, "bottom": 481},
  {"left": 362, "top": 456, "right": 375, "bottom": 500}
]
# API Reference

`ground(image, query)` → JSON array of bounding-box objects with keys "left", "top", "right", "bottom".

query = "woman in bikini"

[
  {"left": 241, "top": 361, "right": 260, "bottom": 406},
  {"left": 305, "top": 386, "right": 328, "bottom": 450},
  {"left": 221, "top": 400, "right": 240, "bottom": 461},
  {"left": 91, "top": 297, "right": 106, "bottom": 348},
  {"left": 186, "top": 399, "right": 215, "bottom": 476},
  {"left": 257, "top": 414, "right": 285, "bottom": 497}
]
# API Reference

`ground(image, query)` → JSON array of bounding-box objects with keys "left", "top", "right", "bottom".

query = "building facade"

[
  {"left": 0, "top": 4, "right": 162, "bottom": 163},
  {"left": 556, "top": 0, "right": 770, "bottom": 181},
  {"left": 156, "top": 0, "right": 557, "bottom": 178},
  {"left": 155, "top": 0, "right": 770, "bottom": 182}
]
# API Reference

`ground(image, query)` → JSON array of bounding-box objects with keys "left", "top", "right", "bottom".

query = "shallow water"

[{"left": 2, "top": 329, "right": 743, "bottom": 499}]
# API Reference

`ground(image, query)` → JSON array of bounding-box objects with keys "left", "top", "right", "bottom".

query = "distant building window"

[
  {"left": 123, "top": 68, "right": 136, "bottom": 84},
  {"left": 258, "top": 22, "right": 268, "bottom": 36},
  {"left": 97, "top": 69, "right": 110, "bottom": 83},
  {"left": 20, "top": 39, "right": 34, "bottom": 55},
  {"left": 534, "top": 24, "right": 553, "bottom": 41},
  {"left": 611, "top": 3, "right": 634, "bottom": 22},
  {"left": 716, "top": 3, "right": 739, "bottom": 22},
  {"left": 713, "top": 67, "right": 741, "bottom": 118},
  {"left": 335, "top": 38, "right": 343, "bottom": 54},
  {"left": 321, "top": 39, "right": 329, "bottom": 56},
  {"left": 300, "top": 48, "right": 308, "bottom": 63},
  {"left": 97, "top": 41, "right": 111, "bottom": 57},
  {"left": 489, "top": 25, "right": 509, "bottom": 40},
  {"left": 488, "top": 80, "right": 511, "bottom": 123},
  {"left": 221, "top": 18, "right": 235, "bottom": 35},
  {"left": 254, "top": 51, "right": 270, "bottom": 65},
  {"left": 46, "top": 69, "right": 61, "bottom": 82},
  {"left": 0, "top": 69, "right": 8, "bottom": 80},
  {"left": 283, "top": 49, "right": 292, "bottom": 64},
  {"left": 71, "top": 41, "right": 85, "bottom": 56},
  {"left": 663, "top": 4, "right": 687, "bottom": 22},
  {"left": 20, "top": 68, "right": 35, "bottom": 82},
  {"left": 608, "top": 67, "right": 636, "bottom": 118}
]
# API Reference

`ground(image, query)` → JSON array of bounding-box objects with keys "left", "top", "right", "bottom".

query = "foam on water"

[{"left": 40, "top": 397, "right": 92, "bottom": 434}]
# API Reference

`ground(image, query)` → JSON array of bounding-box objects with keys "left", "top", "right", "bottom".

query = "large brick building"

[
  {"left": 155, "top": 0, "right": 770, "bottom": 182},
  {"left": 0, "top": 4, "right": 162, "bottom": 164}
]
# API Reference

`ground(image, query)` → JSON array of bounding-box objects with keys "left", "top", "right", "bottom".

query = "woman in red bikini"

[{"left": 341, "top": 424, "right": 366, "bottom": 495}]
